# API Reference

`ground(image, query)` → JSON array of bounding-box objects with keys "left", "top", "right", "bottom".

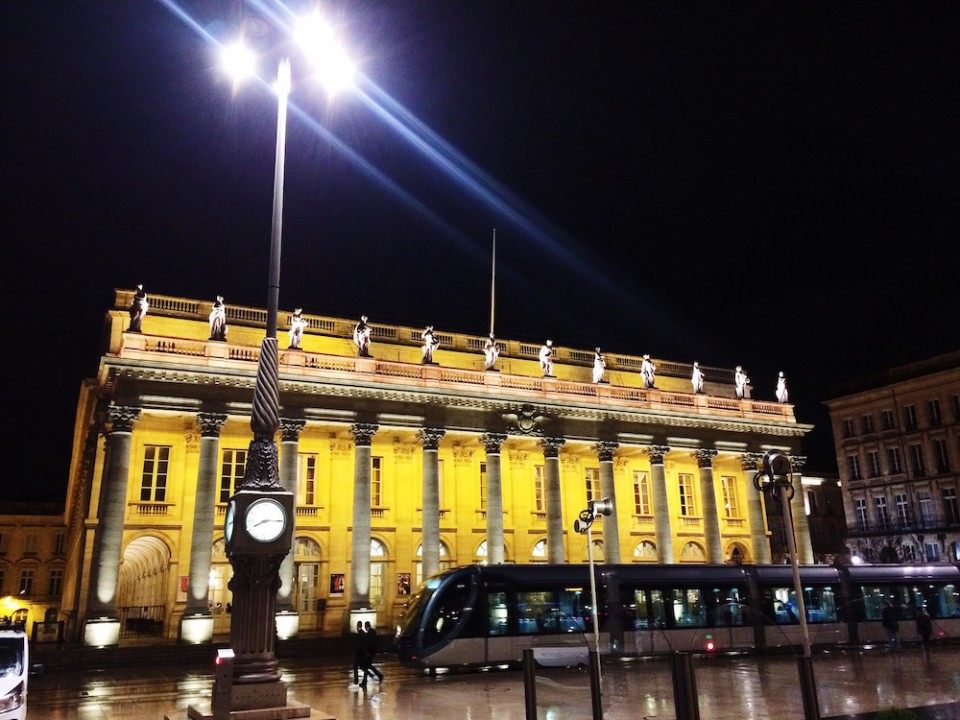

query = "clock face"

[
  {"left": 244, "top": 498, "right": 287, "bottom": 542},
  {"left": 224, "top": 501, "right": 235, "bottom": 542}
]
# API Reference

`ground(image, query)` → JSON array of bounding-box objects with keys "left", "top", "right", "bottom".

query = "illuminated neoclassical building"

[{"left": 60, "top": 288, "right": 814, "bottom": 644}]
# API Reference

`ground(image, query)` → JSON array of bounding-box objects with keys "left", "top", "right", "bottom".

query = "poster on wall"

[
  {"left": 397, "top": 572, "right": 411, "bottom": 596},
  {"left": 330, "top": 573, "right": 345, "bottom": 594}
]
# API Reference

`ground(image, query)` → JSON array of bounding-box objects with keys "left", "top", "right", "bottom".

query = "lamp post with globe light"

[{"left": 210, "top": 14, "right": 353, "bottom": 717}]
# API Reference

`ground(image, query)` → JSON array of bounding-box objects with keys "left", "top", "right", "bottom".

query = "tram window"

[
  {"left": 671, "top": 588, "right": 706, "bottom": 627},
  {"left": 765, "top": 586, "right": 837, "bottom": 624},
  {"left": 517, "top": 589, "right": 591, "bottom": 635},
  {"left": 630, "top": 588, "right": 667, "bottom": 629},
  {"left": 423, "top": 579, "right": 471, "bottom": 647},
  {"left": 705, "top": 587, "right": 746, "bottom": 626},
  {"left": 860, "top": 585, "right": 911, "bottom": 621},
  {"left": 487, "top": 592, "right": 509, "bottom": 636},
  {"left": 927, "top": 583, "right": 960, "bottom": 618}
]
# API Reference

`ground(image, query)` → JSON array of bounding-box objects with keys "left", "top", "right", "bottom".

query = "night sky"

[{"left": 3, "top": 2, "right": 958, "bottom": 503}]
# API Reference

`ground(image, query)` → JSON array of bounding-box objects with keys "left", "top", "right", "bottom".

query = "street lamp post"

[
  {"left": 574, "top": 497, "right": 612, "bottom": 719},
  {"left": 754, "top": 451, "right": 820, "bottom": 720}
]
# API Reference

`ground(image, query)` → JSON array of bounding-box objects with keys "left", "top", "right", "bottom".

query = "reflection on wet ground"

[{"left": 26, "top": 644, "right": 959, "bottom": 720}]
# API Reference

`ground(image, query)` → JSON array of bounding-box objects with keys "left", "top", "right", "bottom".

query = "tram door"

[
  {"left": 600, "top": 569, "right": 623, "bottom": 655},
  {"left": 484, "top": 580, "right": 512, "bottom": 664}
]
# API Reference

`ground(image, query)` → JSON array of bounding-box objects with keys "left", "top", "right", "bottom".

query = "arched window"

[
  {"left": 680, "top": 541, "right": 706, "bottom": 563},
  {"left": 582, "top": 540, "right": 604, "bottom": 563},
  {"left": 294, "top": 537, "right": 322, "bottom": 613},
  {"left": 531, "top": 539, "right": 547, "bottom": 562},
  {"left": 415, "top": 541, "right": 450, "bottom": 587},
  {"left": 634, "top": 540, "right": 657, "bottom": 562},
  {"left": 476, "top": 540, "right": 487, "bottom": 565},
  {"left": 370, "top": 539, "right": 388, "bottom": 607}
]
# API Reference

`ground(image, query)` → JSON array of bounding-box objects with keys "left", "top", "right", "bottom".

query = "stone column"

[
  {"left": 742, "top": 452, "right": 771, "bottom": 564},
  {"left": 420, "top": 428, "right": 446, "bottom": 579},
  {"left": 595, "top": 441, "right": 621, "bottom": 563},
  {"left": 696, "top": 449, "right": 723, "bottom": 563},
  {"left": 277, "top": 419, "right": 306, "bottom": 622},
  {"left": 649, "top": 445, "right": 674, "bottom": 563},
  {"left": 541, "top": 437, "right": 566, "bottom": 564},
  {"left": 85, "top": 404, "right": 140, "bottom": 645},
  {"left": 482, "top": 433, "right": 508, "bottom": 564},
  {"left": 349, "top": 423, "right": 378, "bottom": 611},
  {"left": 790, "top": 455, "right": 815, "bottom": 564},
  {"left": 181, "top": 412, "right": 227, "bottom": 640}
]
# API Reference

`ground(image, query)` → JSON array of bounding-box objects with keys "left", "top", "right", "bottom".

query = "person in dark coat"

[
  {"left": 351, "top": 620, "right": 367, "bottom": 687},
  {"left": 881, "top": 601, "right": 900, "bottom": 651},
  {"left": 915, "top": 607, "right": 933, "bottom": 651},
  {"left": 363, "top": 621, "right": 384, "bottom": 684}
]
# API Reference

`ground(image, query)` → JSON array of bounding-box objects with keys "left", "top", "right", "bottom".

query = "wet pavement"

[{"left": 26, "top": 644, "right": 960, "bottom": 719}]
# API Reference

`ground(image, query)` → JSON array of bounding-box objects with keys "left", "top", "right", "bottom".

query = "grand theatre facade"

[{"left": 60, "top": 289, "right": 813, "bottom": 644}]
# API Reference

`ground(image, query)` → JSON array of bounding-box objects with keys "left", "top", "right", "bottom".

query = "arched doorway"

[{"left": 117, "top": 535, "right": 170, "bottom": 638}]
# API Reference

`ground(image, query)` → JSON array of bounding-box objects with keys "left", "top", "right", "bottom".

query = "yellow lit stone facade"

[{"left": 57, "top": 289, "right": 813, "bottom": 643}]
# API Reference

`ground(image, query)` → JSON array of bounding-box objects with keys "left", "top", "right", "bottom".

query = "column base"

[
  {"left": 83, "top": 616, "right": 121, "bottom": 647},
  {"left": 180, "top": 613, "right": 214, "bottom": 644},
  {"left": 349, "top": 608, "right": 378, "bottom": 630},
  {"left": 176, "top": 699, "right": 323, "bottom": 720},
  {"left": 275, "top": 611, "right": 299, "bottom": 640}
]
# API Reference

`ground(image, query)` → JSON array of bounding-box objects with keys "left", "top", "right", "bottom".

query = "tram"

[{"left": 394, "top": 563, "right": 960, "bottom": 669}]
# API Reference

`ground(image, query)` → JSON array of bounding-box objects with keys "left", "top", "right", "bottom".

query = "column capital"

[
  {"left": 350, "top": 423, "right": 379, "bottom": 446},
  {"left": 740, "top": 452, "right": 764, "bottom": 472},
  {"left": 196, "top": 412, "right": 228, "bottom": 438},
  {"left": 419, "top": 427, "right": 446, "bottom": 450},
  {"left": 481, "top": 433, "right": 508, "bottom": 454},
  {"left": 107, "top": 404, "right": 141, "bottom": 433},
  {"left": 695, "top": 448, "right": 718, "bottom": 468},
  {"left": 789, "top": 455, "right": 807, "bottom": 474},
  {"left": 280, "top": 418, "right": 306, "bottom": 442},
  {"left": 594, "top": 441, "right": 619, "bottom": 462},
  {"left": 647, "top": 444, "right": 670, "bottom": 464},
  {"left": 540, "top": 437, "right": 566, "bottom": 458}
]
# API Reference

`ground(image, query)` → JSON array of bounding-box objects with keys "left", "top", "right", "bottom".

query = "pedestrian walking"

[
  {"left": 915, "top": 607, "right": 933, "bottom": 651},
  {"left": 363, "top": 621, "right": 385, "bottom": 685},
  {"left": 882, "top": 601, "right": 901, "bottom": 651},
  {"left": 351, "top": 620, "right": 368, "bottom": 688}
]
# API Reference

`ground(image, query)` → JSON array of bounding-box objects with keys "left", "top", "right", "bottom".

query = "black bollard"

[
  {"left": 588, "top": 650, "right": 603, "bottom": 720},
  {"left": 670, "top": 651, "right": 701, "bottom": 720},
  {"left": 523, "top": 648, "right": 537, "bottom": 720},
  {"left": 797, "top": 655, "right": 821, "bottom": 720}
]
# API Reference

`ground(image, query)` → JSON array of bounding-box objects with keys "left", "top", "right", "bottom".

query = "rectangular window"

[
  {"left": 855, "top": 498, "right": 868, "bottom": 531},
  {"left": 54, "top": 532, "right": 65, "bottom": 554},
  {"left": 219, "top": 449, "right": 246, "bottom": 503},
  {"left": 534, "top": 465, "right": 545, "bottom": 512},
  {"left": 18, "top": 570, "right": 33, "bottom": 596},
  {"left": 888, "top": 447, "right": 903, "bottom": 474},
  {"left": 437, "top": 459, "right": 445, "bottom": 508},
  {"left": 842, "top": 418, "right": 855, "bottom": 438},
  {"left": 633, "top": 471, "right": 651, "bottom": 515},
  {"left": 918, "top": 491, "right": 933, "bottom": 524},
  {"left": 141, "top": 445, "right": 170, "bottom": 502},
  {"left": 904, "top": 404, "right": 918, "bottom": 431},
  {"left": 299, "top": 453, "right": 317, "bottom": 506},
  {"left": 585, "top": 468, "right": 600, "bottom": 503},
  {"left": 806, "top": 490, "right": 818, "bottom": 516},
  {"left": 721, "top": 476, "right": 739, "bottom": 518},
  {"left": 516, "top": 589, "right": 592, "bottom": 635},
  {"left": 925, "top": 543, "right": 941, "bottom": 562},
  {"left": 934, "top": 439, "right": 950, "bottom": 473},
  {"left": 0, "top": 534, "right": 5, "bottom": 555},
  {"left": 479, "top": 462, "right": 487, "bottom": 510},
  {"left": 48, "top": 568, "right": 63, "bottom": 596},
  {"left": 24, "top": 534, "right": 39, "bottom": 554},
  {"left": 867, "top": 451, "right": 881, "bottom": 478},
  {"left": 0, "top": 570, "right": 4, "bottom": 594},
  {"left": 944, "top": 488, "right": 959, "bottom": 525},
  {"left": 881, "top": 409, "right": 896, "bottom": 431},
  {"left": 678, "top": 473, "right": 696, "bottom": 516},
  {"left": 928, "top": 399, "right": 942, "bottom": 426},
  {"left": 953, "top": 394, "right": 960, "bottom": 422},
  {"left": 371, "top": 456, "right": 382, "bottom": 507},
  {"left": 847, "top": 454, "right": 861, "bottom": 480},
  {"left": 875, "top": 496, "right": 889, "bottom": 528},
  {"left": 765, "top": 586, "right": 837, "bottom": 625},
  {"left": 861, "top": 414, "right": 874, "bottom": 434},
  {"left": 895, "top": 493, "right": 909, "bottom": 526},
  {"left": 909, "top": 444, "right": 925, "bottom": 476}
]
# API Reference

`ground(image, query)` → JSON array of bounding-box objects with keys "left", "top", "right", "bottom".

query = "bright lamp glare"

[
  {"left": 296, "top": 12, "right": 355, "bottom": 94},
  {"left": 222, "top": 40, "right": 256, "bottom": 82}
]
